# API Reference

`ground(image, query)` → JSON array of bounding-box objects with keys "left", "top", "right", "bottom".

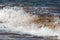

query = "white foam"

[{"left": 0, "top": 6, "right": 60, "bottom": 39}]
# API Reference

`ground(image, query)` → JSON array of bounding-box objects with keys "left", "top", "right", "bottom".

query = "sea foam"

[{"left": 0, "top": 6, "right": 60, "bottom": 39}]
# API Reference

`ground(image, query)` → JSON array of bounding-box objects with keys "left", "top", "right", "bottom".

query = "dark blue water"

[{"left": 0, "top": 0, "right": 60, "bottom": 7}]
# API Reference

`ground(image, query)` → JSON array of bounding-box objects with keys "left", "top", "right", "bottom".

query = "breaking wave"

[{"left": 0, "top": 6, "right": 60, "bottom": 39}]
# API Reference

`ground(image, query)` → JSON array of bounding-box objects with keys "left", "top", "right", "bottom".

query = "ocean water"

[
  {"left": 0, "top": 6, "right": 59, "bottom": 40},
  {"left": 0, "top": 0, "right": 60, "bottom": 40},
  {"left": 0, "top": 0, "right": 60, "bottom": 7}
]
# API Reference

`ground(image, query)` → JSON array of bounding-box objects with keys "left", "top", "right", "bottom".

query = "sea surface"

[
  {"left": 0, "top": 0, "right": 60, "bottom": 7},
  {"left": 0, "top": 0, "right": 60, "bottom": 40}
]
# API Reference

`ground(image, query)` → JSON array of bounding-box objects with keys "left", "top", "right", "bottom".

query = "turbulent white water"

[{"left": 0, "top": 6, "right": 60, "bottom": 39}]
